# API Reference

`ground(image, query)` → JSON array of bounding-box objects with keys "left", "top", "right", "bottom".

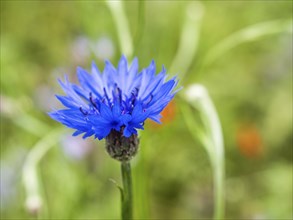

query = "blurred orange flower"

[
  {"left": 147, "top": 100, "right": 177, "bottom": 128},
  {"left": 236, "top": 124, "right": 263, "bottom": 158}
]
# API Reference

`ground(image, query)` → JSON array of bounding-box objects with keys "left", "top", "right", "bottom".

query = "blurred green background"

[{"left": 1, "top": 1, "right": 292, "bottom": 219}]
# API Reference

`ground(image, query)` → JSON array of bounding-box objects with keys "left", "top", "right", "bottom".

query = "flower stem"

[{"left": 121, "top": 162, "right": 133, "bottom": 220}]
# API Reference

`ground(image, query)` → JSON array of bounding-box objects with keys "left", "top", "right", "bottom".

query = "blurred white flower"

[
  {"left": 70, "top": 35, "right": 115, "bottom": 63},
  {"left": 71, "top": 36, "right": 91, "bottom": 64},
  {"left": 60, "top": 134, "right": 94, "bottom": 160},
  {"left": 91, "top": 36, "right": 115, "bottom": 60}
]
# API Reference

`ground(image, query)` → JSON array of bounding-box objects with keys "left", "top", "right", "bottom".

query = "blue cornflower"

[{"left": 49, "top": 56, "right": 179, "bottom": 141}]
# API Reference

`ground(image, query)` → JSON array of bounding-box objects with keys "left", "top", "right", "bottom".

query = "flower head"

[{"left": 49, "top": 56, "right": 179, "bottom": 141}]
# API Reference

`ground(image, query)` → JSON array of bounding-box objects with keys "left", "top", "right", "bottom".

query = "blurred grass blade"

[
  {"left": 1, "top": 95, "right": 50, "bottom": 136},
  {"left": 106, "top": 0, "right": 133, "bottom": 58},
  {"left": 170, "top": 1, "right": 204, "bottom": 79},
  {"left": 22, "top": 128, "right": 64, "bottom": 216},
  {"left": 181, "top": 84, "right": 225, "bottom": 220},
  {"left": 14, "top": 114, "right": 50, "bottom": 137},
  {"left": 180, "top": 103, "right": 212, "bottom": 156},
  {"left": 202, "top": 19, "right": 292, "bottom": 67},
  {"left": 133, "top": 0, "right": 145, "bottom": 56}
]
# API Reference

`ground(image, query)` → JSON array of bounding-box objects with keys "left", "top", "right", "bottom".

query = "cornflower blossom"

[{"left": 49, "top": 56, "right": 179, "bottom": 161}]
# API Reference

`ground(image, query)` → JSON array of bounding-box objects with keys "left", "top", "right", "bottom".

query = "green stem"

[{"left": 121, "top": 162, "right": 133, "bottom": 220}]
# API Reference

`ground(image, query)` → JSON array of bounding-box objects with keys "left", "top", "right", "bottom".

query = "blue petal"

[
  {"left": 118, "top": 55, "right": 128, "bottom": 73},
  {"left": 123, "top": 127, "right": 132, "bottom": 137},
  {"left": 121, "top": 114, "right": 132, "bottom": 124},
  {"left": 72, "top": 130, "right": 84, "bottom": 136},
  {"left": 112, "top": 102, "right": 121, "bottom": 118},
  {"left": 147, "top": 60, "right": 156, "bottom": 77},
  {"left": 150, "top": 80, "right": 176, "bottom": 104},
  {"left": 100, "top": 102, "right": 113, "bottom": 120},
  {"left": 55, "top": 95, "right": 77, "bottom": 108},
  {"left": 149, "top": 114, "right": 162, "bottom": 123},
  {"left": 83, "top": 130, "right": 95, "bottom": 139},
  {"left": 131, "top": 103, "right": 143, "bottom": 117},
  {"left": 123, "top": 125, "right": 137, "bottom": 137},
  {"left": 100, "top": 126, "right": 112, "bottom": 139},
  {"left": 130, "top": 103, "right": 149, "bottom": 124},
  {"left": 58, "top": 76, "right": 86, "bottom": 106},
  {"left": 77, "top": 67, "right": 103, "bottom": 98},
  {"left": 91, "top": 61, "right": 101, "bottom": 75},
  {"left": 128, "top": 58, "right": 138, "bottom": 78}
]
